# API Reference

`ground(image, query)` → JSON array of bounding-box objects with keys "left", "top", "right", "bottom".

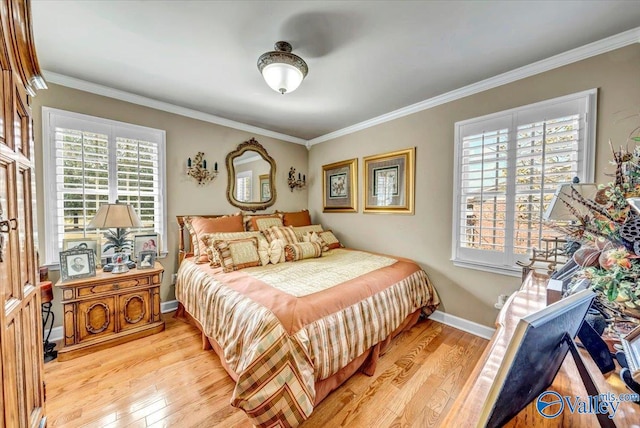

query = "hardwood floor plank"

[{"left": 45, "top": 313, "right": 487, "bottom": 428}]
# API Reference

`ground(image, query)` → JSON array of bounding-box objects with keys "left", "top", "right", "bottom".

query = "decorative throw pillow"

[
  {"left": 184, "top": 214, "right": 244, "bottom": 263},
  {"left": 202, "top": 231, "right": 266, "bottom": 267},
  {"left": 258, "top": 238, "right": 285, "bottom": 265},
  {"left": 284, "top": 242, "right": 323, "bottom": 262},
  {"left": 318, "top": 230, "right": 342, "bottom": 250},
  {"left": 212, "top": 237, "right": 261, "bottom": 273},
  {"left": 253, "top": 215, "right": 284, "bottom": 231},
  {"left": 281, "top": 210, "right": 312, "bottom": 227},
  {"left": 292, "top": 224, "right": 324, "bottom": 241},
  {"left": 262, "top": 225, "right": 298, "bottom": 245},
  {"left": 242, "top": 212, "right": 283, "bottom": 231},
  {"left": 302, "top": 231, "right": 329, "bottom": 252}
]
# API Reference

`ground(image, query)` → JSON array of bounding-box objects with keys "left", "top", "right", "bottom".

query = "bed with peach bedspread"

[{"left": 175, "top": 225, "right": 439, "bottom": 427}]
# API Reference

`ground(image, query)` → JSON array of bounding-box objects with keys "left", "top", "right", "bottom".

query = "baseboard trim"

[
  {"left": 429, "top": 310, "right": 495, "bottom": 340},
  {"left": 161, "top": 300, "right": 179, "bottom": 313},
  {"left": 46, "top": 303, "right": 492, "bottom": 345}
]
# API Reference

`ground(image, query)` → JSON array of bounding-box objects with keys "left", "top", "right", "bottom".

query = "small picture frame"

[
  {"left": 59, "top": 248, "right": 96, "bottom": 282},
  {"left": 322, "top": 158, "right": 358, "bottom": 212},
  {"left": 63, "top": 236, "right": 102, "bottom": 268},
  {"left": 137, "top": 250, "right": 156, "bottom": 269},
  {"left": 133, "top": 233, "right": 159, "bottom": 260},
  {"left": 259, "top": 174, "right": 271, "bottom": 202},
  {"left": 363, "top": 147, "right": 415, "bottom": 214}
]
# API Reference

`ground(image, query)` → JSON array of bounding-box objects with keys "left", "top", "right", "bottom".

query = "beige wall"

[
  {"left": 32, "top": 83, "right": 308, "bottom": 328},
  {"left": 309, "top": 44, "right": 640, "bottom": 327}
]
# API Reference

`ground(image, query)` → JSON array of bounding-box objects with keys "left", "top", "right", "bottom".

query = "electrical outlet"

[{"left": 171, "top": 273, "right": 177, "bottom": 284}]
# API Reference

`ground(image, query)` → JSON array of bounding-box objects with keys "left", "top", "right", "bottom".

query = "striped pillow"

[
  {"left": 254, "top": 216, "right": 284, "bottom": 231},
  {"left": 184, "top": 214, "right": 244, "bottom": 263},
  {"left": 284, "top": 242, "right": 323, "bottom": 262},
  {"left": 212, "top": 237, "right": 261, "bottom": 273},
  {"left": 292, "top": 224, "right": 324, "bottom": 241},
  {"left": 318, "top": 230, "right": 342, "bottom": 250},
  {"left": 202, "top": 231, "right": 266, "bottom": 267},
  {"left": 263, "top": 225, "right": 298, "bottom": 245},
  {"left": 302, "top": 231, "right": 329, "bottom": 252}
]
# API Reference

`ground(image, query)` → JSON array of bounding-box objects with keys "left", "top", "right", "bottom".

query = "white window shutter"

[
  {"left": 452, "top": 89, "right": 596, "bottom": 275},
  {"left": 43, "top": 107, "right": 167, "bottom": 266}
]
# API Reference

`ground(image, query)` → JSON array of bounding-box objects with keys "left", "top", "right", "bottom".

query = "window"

[
  {"left": 452, "top": 90, "right": 597, "bottom": 275},
  {"left": 236, "top": 171, "right": 252, "bottom": 202},
  {"left": 42, "top": 107, "right": 167, "bottom": 266}
]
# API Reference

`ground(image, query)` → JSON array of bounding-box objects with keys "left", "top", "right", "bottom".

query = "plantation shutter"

[
  {"left": 236, "top": 171, "right": 252, "bottom": 202},
  {"left": 43, "top": 108, "right": 166, "bottom": 265},
  {"left": 453, "top": 90, "right": 596, "bottom": 275}
]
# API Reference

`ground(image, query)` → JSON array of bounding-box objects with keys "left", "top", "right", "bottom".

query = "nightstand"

[{"left": 55, "top": 262, "right": 165, "bottom": 361}]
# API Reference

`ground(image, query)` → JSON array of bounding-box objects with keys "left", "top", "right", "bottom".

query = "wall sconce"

[
  {"left": 187, "top": 152, "right": 218, "bottom": 185},
  {"left": 288, "top": 167, "right": 306, "bottom": 191}
]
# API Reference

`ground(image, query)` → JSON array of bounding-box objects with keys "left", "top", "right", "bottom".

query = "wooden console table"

[
  {"left": 441, "top": 272, "right": 640, "bottom": 427},
  {"left": 55, "top": 263, "right": 165, "bottom": 361}
]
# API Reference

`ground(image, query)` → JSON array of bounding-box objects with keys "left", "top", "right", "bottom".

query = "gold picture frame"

[
  {"left": 322, "top": 158, "right": 358, "bottom": 212},
  {"left": 363, "top": 147, "right": 415, "bottom": 214},
  {"left": 259, "top": 174, "right": 271, "bottom": 202}
]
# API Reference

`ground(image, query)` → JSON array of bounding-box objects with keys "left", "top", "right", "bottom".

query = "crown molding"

[
  {"left": 41, "top": 71, "right": 308, "bottom": 146},
  {"left": 43, "top": 26, "right": 640, "bottom": 148},
  {"left": 306, "top": 26, "right": 640, "bottom": 146}
]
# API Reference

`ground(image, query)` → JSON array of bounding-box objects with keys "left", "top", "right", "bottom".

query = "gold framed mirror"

[{"left": 226, "top": 138, "right": 277, "bottom": 211}]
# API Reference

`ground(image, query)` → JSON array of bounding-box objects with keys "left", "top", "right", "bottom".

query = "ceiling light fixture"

[{"left": 257, "top": 41, "right": 308, "bottom": 95}]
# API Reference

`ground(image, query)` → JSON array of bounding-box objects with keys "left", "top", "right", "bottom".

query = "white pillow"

[{"left": 258, "top": 238, "right": 285, "bottom": 265}]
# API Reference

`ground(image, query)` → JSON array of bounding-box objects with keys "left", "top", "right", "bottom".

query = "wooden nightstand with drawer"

[{"left": 55, "top": 262, "right": 165, "bottom": 361}]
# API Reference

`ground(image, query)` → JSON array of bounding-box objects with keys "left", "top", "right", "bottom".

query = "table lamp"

[
  {"left": 88, "top": 201, "right": 143, "bottom": 273},
  {"left": 544, "top": 180, "right": 598, "bottom": 223}
]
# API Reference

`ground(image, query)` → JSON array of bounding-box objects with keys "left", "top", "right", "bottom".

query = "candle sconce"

[
  {"left": 187, "top": 152, "right": 218, "bottom": 185},
  {"left": 288, "top": 167, "right": 306, "bottom": 191}
]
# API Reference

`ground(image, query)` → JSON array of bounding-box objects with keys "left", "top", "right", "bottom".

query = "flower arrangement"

[{"left": 558, "top": 124, "right": 640, "bottom": 319}]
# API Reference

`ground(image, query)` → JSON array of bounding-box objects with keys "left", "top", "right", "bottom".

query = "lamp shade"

[
  {"left": 543, "top": 183, "right": 598, "bottom": 222},
  {"left": 87, "top": 202, "right": 143, "bottom": 229},
  {"left": 257, "top": 41, "right": 308, "bottom": 95}
]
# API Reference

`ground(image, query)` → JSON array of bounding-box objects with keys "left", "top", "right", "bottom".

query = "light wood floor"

[{"left": 44, "top": 312, "right": 487, "bottom": 427}]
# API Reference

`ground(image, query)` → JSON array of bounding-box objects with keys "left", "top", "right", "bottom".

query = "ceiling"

[{"left": 31, "top": 1, "right": 640, "bottom": 142}]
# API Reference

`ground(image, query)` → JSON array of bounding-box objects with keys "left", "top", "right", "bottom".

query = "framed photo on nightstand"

[
  {"left": 59, "top": 248, "right": 96, "bottom": 282},
  {"left": 137, "top": 250, "right": 156, "bottom": 269},
  {"left": 133, "top": 233, "right": 159, "bottom": 260}
]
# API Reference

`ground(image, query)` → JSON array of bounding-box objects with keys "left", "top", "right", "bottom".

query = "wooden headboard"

[{"left": 176, "top": 215, "right": 226, "bottom": 264}]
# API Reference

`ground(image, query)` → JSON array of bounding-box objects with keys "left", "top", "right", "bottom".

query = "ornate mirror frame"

[{"left": 226, "top": 138, "right": 277, "bottom": 211}]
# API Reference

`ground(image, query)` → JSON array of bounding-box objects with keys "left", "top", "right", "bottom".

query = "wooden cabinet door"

[
  {"left": 0, "top": 1, "right": 47, "bottom": 427},
  {"left": 118, "top": 290, "right": 151, "bottom": 331},
  {"left": 77, "top": 298, "right": 116, "bottom": 343}
]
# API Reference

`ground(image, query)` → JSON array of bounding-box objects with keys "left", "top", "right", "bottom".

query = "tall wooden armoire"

[{"left": 0, "top": 0, "right": 47, "bottom": 427}]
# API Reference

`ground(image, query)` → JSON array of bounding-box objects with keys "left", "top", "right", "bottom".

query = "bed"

[{"left": 174, "top": 215, "right": 440, "bottom": 427}]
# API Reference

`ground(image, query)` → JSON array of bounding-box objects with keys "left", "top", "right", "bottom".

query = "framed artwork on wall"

[
  {"left": 363, "top": 147, "right": 415, "bottom": 214},
  {"left": 322, "top": 158, "right": 358, "bottom": 212}
]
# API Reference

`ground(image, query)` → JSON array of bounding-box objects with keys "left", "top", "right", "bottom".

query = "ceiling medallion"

[{"left": 257, "top": 41, "right": 308, "bottom": 95}]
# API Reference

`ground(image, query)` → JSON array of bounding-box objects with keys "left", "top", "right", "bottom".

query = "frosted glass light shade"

[
  {"left": 257, "top": 41, "right": 308, "bottom": 95},
  {"left": 262, "top": 63, "right": 304, "bottom": 94}
]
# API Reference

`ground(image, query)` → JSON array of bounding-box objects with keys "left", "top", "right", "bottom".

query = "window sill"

[{"left": 452, "top": 259, "right": 522, "bottom": 277}]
